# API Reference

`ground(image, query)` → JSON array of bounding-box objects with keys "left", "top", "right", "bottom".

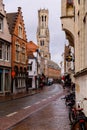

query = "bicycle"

[
  {"left": 71, "top": 98, "right": 87, "bottom": 130},
  {"left": 61, "top": 91, "right": 75, "bottom": 106},
  {"left": 71, "top": 116, "right": 87, "bottom": 130}
]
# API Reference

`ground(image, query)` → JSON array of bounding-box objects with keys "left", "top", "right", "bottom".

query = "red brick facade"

[{"left": 7, "top": 7, "right": 28, "bottom": 93}]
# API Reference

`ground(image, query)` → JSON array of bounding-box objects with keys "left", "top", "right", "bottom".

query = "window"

[
  {"left": 28, "top": 64, "right": 32, "bottom": 71},
  {"left": 15, "top": 43, "right": 20, "bottom": 62},
  {"left": 45, "top": 16, "right": 46, "bottom": 22},
  {"left": 78, "top": 0, "right": 80, "bottom": 4},
  {"left": 40, "top": 40, "right": 44, "bottom": 46},
  {"left": 0, "top": 43, "right": 2, "bottom": 59},
  {"left": 7, "top": 45, "right": 9, "bottom": 61},
  {"left": 18, "top": 24, "right": 23, "bottom": 38},
  {"left": 5, "top": 44, "right": 10, "bottom": 61},
  {"left": 0, "top": 18, "right": 3, "bottom": 32},
  {"left": 21, "top": 45, "right": 25, "bottom": 63},
  {"left": 67, "top": 0, "right": 73, "bottom": 3},
  {"left": 67, "top": 0, "right": 73, "bottom": 5},
  {"left": 42, "top": 16, "right": 44, "bottom": 22}
]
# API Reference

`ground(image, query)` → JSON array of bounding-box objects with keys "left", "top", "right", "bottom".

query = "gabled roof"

[
  {"left": 6, "top": 12, "right": 18, "bottom": 33},
  {"left": 27, "top": 41, "right": 39, "bottom": 53},
  {"left": 6, "top": 7, "right": 27, "bottom": 40}
]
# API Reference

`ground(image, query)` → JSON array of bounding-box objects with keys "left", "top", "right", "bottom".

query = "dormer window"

[
  {"left": 0, "top": 17, "right": 3, "bottom": 32},
  {"left": 18, "top": 24, "right": 23, "bottom": 38},
  {"left": 67, "top": 0, "right": 73, "bottom": 6}
]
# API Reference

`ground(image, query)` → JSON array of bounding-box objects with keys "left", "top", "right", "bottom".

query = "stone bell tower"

[{"left": 37, "top": 9, "right": 50, "bottom": 60}]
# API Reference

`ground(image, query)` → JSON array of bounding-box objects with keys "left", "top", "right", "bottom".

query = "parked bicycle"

[
  {"left": 71, "top": 98, "right": 87, "bottom": 130},
  {"left": 61, "top": 91, "right": 75, "bottom": 106},
  {"left": 71, "top": 114, "right": 87, "bottom": 130}
]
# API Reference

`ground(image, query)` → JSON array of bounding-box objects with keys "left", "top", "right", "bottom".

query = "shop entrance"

[
  {"left": 28, "top": 78, "right": 32, "bottom": 88},
  {"left": 5, "top": 72, "right": 9, "bottom": 91}
]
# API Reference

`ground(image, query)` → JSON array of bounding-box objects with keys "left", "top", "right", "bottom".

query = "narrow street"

[{"left": 0, "top": 84, "right": 70, "bottom": 130}]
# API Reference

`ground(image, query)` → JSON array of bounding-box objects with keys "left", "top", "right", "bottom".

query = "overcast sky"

[{"left": 3, "top": 0, "right": 65, "bottom": 65}]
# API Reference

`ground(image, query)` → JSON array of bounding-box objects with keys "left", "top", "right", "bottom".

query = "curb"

[{"left": 0, "top": 90, "right": 40, "bottom": 103}]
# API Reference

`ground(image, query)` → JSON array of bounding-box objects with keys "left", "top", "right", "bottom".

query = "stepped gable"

[
  {"left": 6, "top": 7, "right": 27, "bottom": 41},
  {"left": 6, "top": 12, "right": 18, "bottom": 33}
]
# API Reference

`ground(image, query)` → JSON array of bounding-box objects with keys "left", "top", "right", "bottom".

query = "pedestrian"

[{"left": 40, "top": 82, "right": 43, "bottom": 90}]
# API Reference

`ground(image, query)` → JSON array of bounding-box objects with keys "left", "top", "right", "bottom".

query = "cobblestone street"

[
  {"left": 0, "top": 84, "right": 71, "bottom": 130},
  {"left": 9, "top": 90, "right": 70, "bottom": 130}
]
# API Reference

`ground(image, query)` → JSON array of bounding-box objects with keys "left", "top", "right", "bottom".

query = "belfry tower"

[{"left": 37, "top": 9, "right": 50, "bottom": 60}]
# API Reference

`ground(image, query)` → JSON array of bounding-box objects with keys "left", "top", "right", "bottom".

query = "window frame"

[
  {"left": 15, "top": 41, "right": 20, "bottom": 62},
  {"left": 0, "top": 17, "right": 3, "bottom": 32},
  {"left": 0, "top": 43, "right": 3, "bottom": 59},
  {"left": 18, "top": 24, "right": 23, "bottom": 38}
]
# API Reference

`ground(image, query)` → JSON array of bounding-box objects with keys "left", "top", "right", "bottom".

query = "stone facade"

[
  {"left": 37, "top": 9, "right": 61, "bottom": 80},
  {"left": 61, "top": 0, "right": 75, "bottom": 82},
  {"left": 37, "top": 9, "right": 50, "bottom": 60},
  {"left": 61, "top": 0, "right": 87, "bottom": 115},
  {"left": 74, "top": 0, "right": 87, "bottom": 115},
  {"left": 61, "top": 0, "right": 75, "bottom": 47}
]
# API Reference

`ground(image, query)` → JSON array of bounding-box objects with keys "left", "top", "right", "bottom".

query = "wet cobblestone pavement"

[
  {"left": 9, "top": 93, "right": 70, "bottom": 130},
  {"left": 0, "top": 85, "right": 71, "bottom": 130}
]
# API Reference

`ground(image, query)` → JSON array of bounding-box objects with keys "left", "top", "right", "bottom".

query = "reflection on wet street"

[
  {"left": 0, "top": 84, "right": 62, "bottom": 117},
  {"left": 10, "top": 94, "right": 70, "bottom": 130}
]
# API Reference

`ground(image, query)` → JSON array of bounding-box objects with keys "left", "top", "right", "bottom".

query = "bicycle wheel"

[
  {"left": 71, "top": 119, "right": 87, "bottom": 130},
  {"left": 69, "top": 109, "right": 76, "bottom": 124}
]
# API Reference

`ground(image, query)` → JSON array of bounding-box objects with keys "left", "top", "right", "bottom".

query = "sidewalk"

[{"left": 0, "top": 89, "right": 40, "bottom": 103}]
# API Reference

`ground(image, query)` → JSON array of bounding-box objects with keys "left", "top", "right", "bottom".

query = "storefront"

[{"left": 0, "top": 68, "right": 11, "bottom": 94}]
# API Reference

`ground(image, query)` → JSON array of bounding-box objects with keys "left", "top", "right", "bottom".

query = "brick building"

[{"left": 6, "top": 7, "right": 27, "bottom": 94}]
